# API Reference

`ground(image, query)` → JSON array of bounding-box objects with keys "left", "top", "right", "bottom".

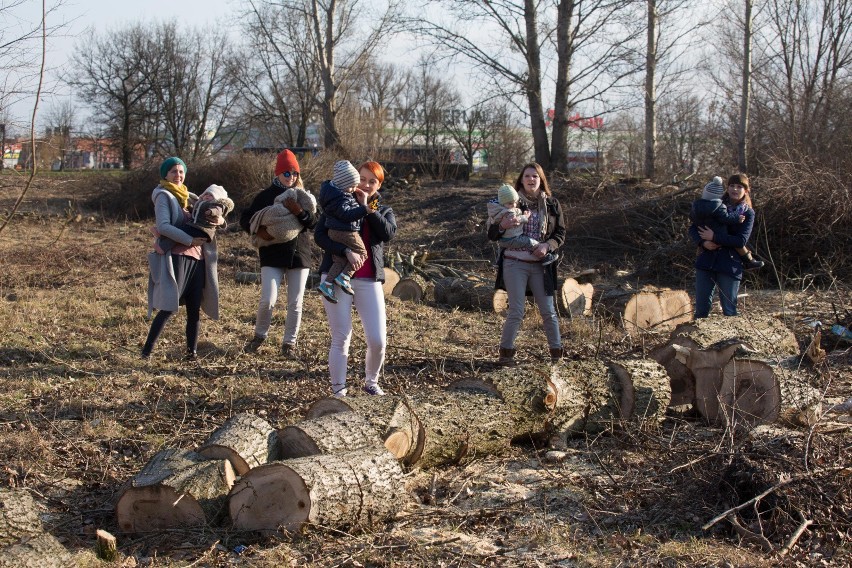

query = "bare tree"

[
  {"left": 43, "top": 98, "right": 75, "bottom": 169},
  {"left": 483, "top": 102, "right": 533, "bottom": 180},
  {"left": 736, "top": 0, "right": 753, "bottom": 172},
  {"left": 444, "top": 101, "right": 492, "bottom": 177}
]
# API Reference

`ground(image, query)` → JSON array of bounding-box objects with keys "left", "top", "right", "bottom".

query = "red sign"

[{"left": 545, "top": 110, "right": 603, "bottom": 129}]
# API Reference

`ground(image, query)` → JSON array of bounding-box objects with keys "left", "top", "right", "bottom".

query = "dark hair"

[
  {"left": 514, "top": 162, "right": 551, "bottom": 196},
  {"left": 725, "top": 173, "right": 753, "bottom": 208}
]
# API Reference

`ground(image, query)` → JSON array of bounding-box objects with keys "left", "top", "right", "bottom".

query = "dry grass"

[{"left": 0, "top": 172, "right": 849, "bottom": 566}]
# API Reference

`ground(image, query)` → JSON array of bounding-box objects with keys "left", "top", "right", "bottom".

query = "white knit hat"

[
  {"left": 701, "top": 176, "right": 725, "bottom": 200},
  {"left": 331, "top": 160, "right": 360, "bottom": 190},
  {"left": 201, "top": 184, "right": 228, "bottom": 202},
  {"left": 497, "top": 183, "right": 518, "bottom": 205}
]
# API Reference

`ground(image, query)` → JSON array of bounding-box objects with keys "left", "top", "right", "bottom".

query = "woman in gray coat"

[{"left": 143, "top": 157, "right": 220, "bottom": 359}]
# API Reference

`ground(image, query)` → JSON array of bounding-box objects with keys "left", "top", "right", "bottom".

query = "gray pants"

[{"left": 499, "top": 258, "right": 562, "bottom": 350}]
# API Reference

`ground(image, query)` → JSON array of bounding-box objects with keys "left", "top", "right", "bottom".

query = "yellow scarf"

[{"left": 160, "top": 180, "right": 190, "bottom": 209}]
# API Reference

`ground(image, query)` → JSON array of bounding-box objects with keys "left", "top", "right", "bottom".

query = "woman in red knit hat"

[{"left": 239, "top": 149, "right": 318, "bottom": 355}]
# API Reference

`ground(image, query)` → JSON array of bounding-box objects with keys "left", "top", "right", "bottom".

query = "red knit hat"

[{"left": 275, "top": 149, "right": 300, "bottom": 176}]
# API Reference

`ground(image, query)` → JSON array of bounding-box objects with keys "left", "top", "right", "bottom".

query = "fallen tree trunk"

[
  {"left": 433, "top": 277, "right": 494, "bottom": 311},
  {"left": 381, "top": 267, "right": 401, "bottom": 297},
  {"left": 596, "top": 285, "right": 691, "bottom": 335},
  {"left": 0, "top": 488, "right": 44, "bottom": 547},
  {"left": 591, "top": 358, "right": 671, "bottom": 429},
  {"left": 0, "top": 533, "right": 73, "bottom": 568},
  {"left": 305, "top": 396, "right": 424, "bottom": 465},
  {"left": 116, "top": 449, "right": 235, "bottom": 533},
  {"left": 197, "top": 413, "right": 280, "bottom": 475},
  {"left": 278, "top": 411, "right": 383, "bottom": 459},
  {"left": 392, "top": 274, "right": 429, "bottom": 303},
  {"left": 229, "top": 447, "right": 406, "bottom": 532},
  {"left": 556, "top": 278, "right": 593, "bottom": 318}
]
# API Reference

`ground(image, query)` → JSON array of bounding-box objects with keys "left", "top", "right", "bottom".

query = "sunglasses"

[{"left": 282, "top": 171, "right": 299, "bottom": 178}]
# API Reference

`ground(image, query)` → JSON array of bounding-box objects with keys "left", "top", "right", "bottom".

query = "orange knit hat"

[{"left": 275, "top": 149, "right": 300, "bottom": 176}]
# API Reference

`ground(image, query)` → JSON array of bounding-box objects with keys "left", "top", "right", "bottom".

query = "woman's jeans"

[
  {"left": 694, "top": 269, "right": 740, "bottom": 318},
  {"left": 254, "top": 266, "right": 309, "bottom": 346},
  {"left": 499, "top": 258, "right": 562, "bottom": 349}
]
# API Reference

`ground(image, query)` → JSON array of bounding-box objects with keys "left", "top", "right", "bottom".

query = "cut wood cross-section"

[{"left": 197, "top": 412, "right": 280, "bottom": 475}]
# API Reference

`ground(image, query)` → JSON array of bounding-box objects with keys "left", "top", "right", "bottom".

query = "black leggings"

[{"left": 143, "top": 256, "right": 205, "bottom": 355}]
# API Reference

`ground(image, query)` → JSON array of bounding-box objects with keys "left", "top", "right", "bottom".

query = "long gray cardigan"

[{"left": 147, "top": 187, "right": 220, "bottom": 319}]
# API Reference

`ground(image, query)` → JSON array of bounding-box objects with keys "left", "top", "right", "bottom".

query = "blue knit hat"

[
  {"left": 702, "top": 176, "right": 725, "bottom": 200},
  {"left": 160, "top": 157, "right": 187, "bottom": 179}
]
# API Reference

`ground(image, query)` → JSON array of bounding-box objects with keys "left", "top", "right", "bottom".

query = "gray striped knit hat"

[
  {"left": 332, "top": 160, "right": 360, "bottom": 190},
  {"left": 702, "top": 176, "right": 726, "bottom": 200}
]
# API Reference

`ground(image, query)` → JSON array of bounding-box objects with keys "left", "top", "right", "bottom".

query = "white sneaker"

[
  {"left": 362, "top": 384, "right": 385, "bottom": 396},
  {"left": 332, "top": 387, "right": 348, "bottom": 398}
]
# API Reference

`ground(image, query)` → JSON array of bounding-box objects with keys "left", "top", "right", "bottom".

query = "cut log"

[
  {"left": 115, "top": 449, "right": 235, "bottom": 533},
  {"left": 305, "top": 396, "right": 425, "bottom": 465},
  {"left": 0, "top": 532, "right": 72, "bottom": 568},
  {"left": 492, "top": 289, "right": 508, "bottom": 314},
  {"left": 381, "top": 267, "right": 401, "bottom": 297},
  {"left": 278, "top": 411, "right": 383, "bottom": 459},
  {"left": 392, "top": 274, "right": 429, "bottom": 303},
  {"left": 407, "top": 390, "right": 514, "bottom": 469},
  {"left": 666, "top": 314, "right": 799, "bottom": 357},
  {"left": 599, "top": 358, "right": 671, "bottom": 425},
  {"left": 433, "top": 277, "right": 494, "bottom": 311},
  {"left": 450, "top": 361, "right": 609, "bottom": 439},
  {"left": 556, "top": 278, "right": 593, "bottom": 318},
  {"left": 229, "top": 447, "right": 406, "bottom": 532},
  {"left": 197, "top": 413, "right": 280, "bottom": 475},
  {"left": 0, "top": 489, "right": 44, "bottom": 547},
  {"left": 95, "top": 529, "right": 118, "bottom": 562},
  {"left": 596, "top": 285, "right": 691, "bottom": 335},
  {"left": 235, "top": 271, "right": 261, "bottom": 284}
]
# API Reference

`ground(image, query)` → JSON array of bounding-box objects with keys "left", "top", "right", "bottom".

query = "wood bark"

[
  {"left": 229, "top": 447, "right": 406, "bottom": 532},
  {"left": 450, "top": 361, "right": 609, "bottom": 439},
  {"left": 594, "top": 358, "right": 671, "bottom": 428},
  {"left": 0, "top": 489, "right": 44, "bottom": 547},
  {"left": 116, "top": 449, "right": 235, "bottom": 533},
  {"left": 381, "top": 267, "right": 401, "bottom": 297},
  {"left": 197, "top": 412, "right": 280, "bottom": 475},
  {"left": 556, "top": 278, "right": 593, "bottom": 318},
  {"left": 0, "top": 533, "right": 72, "bottom": 568},
  {"left": 278, "top": 411, "right": 383, "bottom": 459},
  {"left": 95, "top": 529, "right": 118, "bottom": 562},
  {"left": 596, "top": 285, "right": 691, "bottom": 335},
  {"left": 392, "top": 274, "right": 429, "bottom": 303},
  {"left": 433, "top": 277, "right": 494, "bottom": 311},
  {"left": 305, "top": 396, "right": 425, "bottom": 465}
]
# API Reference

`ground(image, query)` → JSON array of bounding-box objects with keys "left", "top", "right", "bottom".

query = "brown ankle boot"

[
  {"left": 549, "top": 347, "right": 564, "bottom": 363},
  {"left": 498, "top": 347, "right": 516, "bottom": 366}
]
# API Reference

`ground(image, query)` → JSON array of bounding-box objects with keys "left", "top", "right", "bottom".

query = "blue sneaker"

[
  {"left": 317, "top": 281, "right": 338, "bottom": 303},
  {"left": 362, "top": 384, "right": 385, "bottom": 396},
  {"left": 334, "top": 274, "right": 354, "bottom": 295}
]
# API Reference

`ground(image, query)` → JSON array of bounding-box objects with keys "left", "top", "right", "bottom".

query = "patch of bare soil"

[{"left": 0, "top": 174, "right": 849, "bottom": 567}]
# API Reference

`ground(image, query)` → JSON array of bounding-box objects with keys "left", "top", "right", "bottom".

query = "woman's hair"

[
  {"left": 725, "top": 173, "right": 753, "bottom": 208},
  {"left": 514, "top": 162, "right": 551, "bottom": 196},
  {"left": 358, "top": 161, "right": 385, "bottom": 185}
]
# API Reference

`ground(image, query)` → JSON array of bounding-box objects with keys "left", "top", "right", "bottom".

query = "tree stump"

[
  {"left": 596, "top": 285, "right": 691, "bottom": 335},
  {"left": 278, "top": 411, "right": 383, "bottom": 459},
  {"left": 556, "top": 278, "right": 593, "bottom": 318},
  {"left": 433, "top": 277, "right": 494, "bottom": 311},
  {"left": 95, "top": 529, "right": 118, "bottom": 562},
  {"left": 115, "top": 449, "right": 235, "bottom": 532},
  {"left": 197, "top": 413, "right": 280, "bottom": 475},
  {"left": 392, "top": 274, "right": 429, "bottom": 303},
  {"left": 381, "top": 268, "right": 401, "bottom": 297},
  {"left": 305, "top": 396, "right": 425, "bottom": 465},
  {"left": 229, "top": 447, "right": 406, "bottom": 532}
]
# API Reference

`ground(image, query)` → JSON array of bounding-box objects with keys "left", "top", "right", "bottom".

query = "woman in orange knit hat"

[{"left": 239, "top": 149, "right": 318, "bottom": 355}]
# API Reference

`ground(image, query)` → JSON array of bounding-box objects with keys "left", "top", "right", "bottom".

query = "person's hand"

[
  {"left": 500, "top": 215, "right": 521, "bottom": 230},
  {"left": 703, "top": 241, "right": 721, "bottom": 251},
  {"left": 257, "top": 226, "right": 273, "bottom": 241},
  {"left": 191, "top": 237, "right": 207, "bottom": 246},
  {"left": 531, "top": 243, "right": 549, "bottom": 258},
  {"left": 697, "top": 226, "right": 715, "bottom": 241},
  {"left": 353, "top": 188, "right": 368, "bottom": 206},
  {"left": 283, "top": 197, "right": 303, "bottom": 215},
  {"left": 346, "top": 249, "right": 367, "bottom": 271},
  {"left": 738, "top": 215, "right": 745, "bottom": 223}
]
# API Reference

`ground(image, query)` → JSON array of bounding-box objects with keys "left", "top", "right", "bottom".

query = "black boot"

[
  {"left": 498, "top": 347, "right": 516, "bottom": 366},
  {"left": 741, "top": 253, "right": 764, "bottom": 270}
]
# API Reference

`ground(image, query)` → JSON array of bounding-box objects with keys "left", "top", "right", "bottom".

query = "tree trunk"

[
  {"left": 556, "top": 278, "right": 593, "bottom": 317},
  {"left": 433, "top": 277, "right": 494, "bottom": 311},
  {"left": 392, "top": 275, "right": 429, "bottom": 303},
  {"left": 644, "top": 0, "right": 658, "bottom": 180},
  {"left": 596, "top": 285, "right": 691, "bottom": 335},
  {"left": 278, "top": 411, "right": 383, "bottom": 459},
  {"left": 381, "top": 267, "right": 401, "bottom": 297},
  {"left": 601, "top": 358, "right": 671, "bottom": 426},
  {"left": 0, "top": 489, "right": 44, "bottom": 547},
  {"left": 0, "top": 533, "right": 72, "bottom": 568},
  {"left": 229, "top": 447, "right": 406, "bottom": 532},
  {"left": 305, "top": 396, "right": 425, "bottom": 465},
  {"left": 737, "top": 0, "right": 753, "bottom": 172},
  {"left": 523, "top": 0, "right": 551, "bottom": 168},
  {"left": 197, "top": 413, "right": 280, "bottom": 475},
  {"left": 116, "top": 449, "right": 235, "bottom": 532}
]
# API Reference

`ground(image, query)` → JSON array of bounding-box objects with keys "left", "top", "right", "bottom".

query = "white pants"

[
  {"left": 254, "top": 266, "right": 309, "bottom": 346},
  {"left": 321, "top": 275, "right": 387, "bottom": 391}
]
